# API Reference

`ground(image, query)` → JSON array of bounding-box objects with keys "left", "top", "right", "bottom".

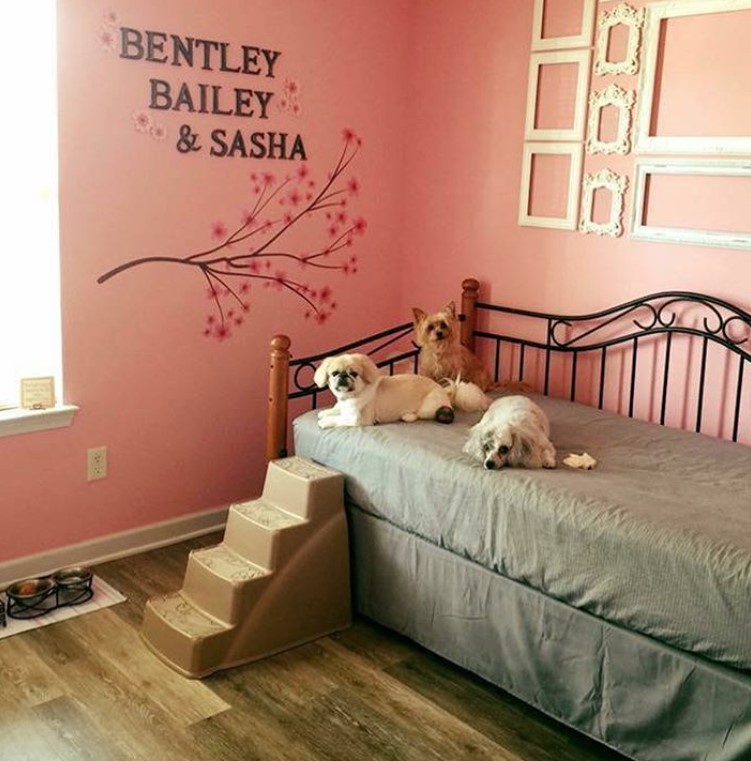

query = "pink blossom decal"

[
  {"left": 131, "top": 109, "right": 167, "bottom": 142},
  {"left": 342, "top": 127, "right": 362, "bottom": 146},
  {"left": 98, "top": 131, "right": 368, "bottom": 341},
  {"left": 97, "top": 10, "right": 120, "bottom": 51},
  {"left": 210, "top": 221, "right": 228, "bottom": 240},
  {"left": 107, "top": 22, "right": 167, "bottom": 142},
  {"left": 277, "top": 77, "right": 303, "bottom": 118},
  {"left": 132, "top": 110, "right": 152, "bottom": 133},
  {"left": 98, "top": 25, "right": 117, "bottom": 53},
  {"left": 149, "top": 123, "right": 168, "bottom": 141}
]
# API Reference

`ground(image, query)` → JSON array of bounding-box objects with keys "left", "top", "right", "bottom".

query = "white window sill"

[{"left": 0, "top": 404, "right": 79, "bottom": 438}]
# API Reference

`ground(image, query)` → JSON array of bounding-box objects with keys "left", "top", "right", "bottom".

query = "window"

[{"left": 0, "top": 2, "right": 62, "bottom": 411}]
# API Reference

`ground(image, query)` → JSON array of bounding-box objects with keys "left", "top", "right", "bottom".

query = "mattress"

[{"left": 294, "top": 394, "right": 751, "bottom": 671}]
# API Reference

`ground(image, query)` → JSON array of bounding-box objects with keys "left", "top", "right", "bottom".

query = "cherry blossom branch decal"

[{"left": 97, "top": 129, "right": 367, "bottom": 339}]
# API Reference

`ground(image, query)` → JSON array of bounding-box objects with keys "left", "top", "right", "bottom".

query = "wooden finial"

[
  {"left": 462, "top": 278, "right": 480, "bottom": 296},
  {"left": 267, "top": 335, "right": 292, "bottom": 462},
  {"left": 270, "top": 334, "right": 292, "bottom": 353}
]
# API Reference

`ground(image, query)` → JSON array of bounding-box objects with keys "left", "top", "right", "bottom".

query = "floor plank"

[
  {"left": 0, "top": 534, "right": 629, "bottom": 761},
  {"left": 0, "top": 634, "right": 68, "bottom": 707},
  {"left": 63, "top": 609, "right": 231, "bottom": 725},
  {"left": 385, "top": 648, "right": 625, "bottom": 761}
]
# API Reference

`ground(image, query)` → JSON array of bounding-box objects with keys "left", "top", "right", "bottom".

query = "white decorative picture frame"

[
  {"left": 524, "top": 50, "right": 591, "bottom": 141},
  {"left": 634, "top": 0, "right": 751, "bottom": 154},
  {"left": 579, "top": 168, "right": 628, "bottom": 237},
  {"left": 586, "top": 84, "right": 635, "bottom": 155},
  {"left": 594, "top": 3, "right": 645, "bottom": 76},
  {"left": 531, "top": 0, "right": 596, "bottom": 51},
  {"left": 519, "top": 142, "right": 584, "bottom": 231},
  {"left": 630, "top": 159, "right": 751, "bottom": 250}
]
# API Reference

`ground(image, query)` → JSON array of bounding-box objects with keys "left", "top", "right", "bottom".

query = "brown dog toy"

[{"left": 435, "top": 406, "right": 454, "bottom": 424}]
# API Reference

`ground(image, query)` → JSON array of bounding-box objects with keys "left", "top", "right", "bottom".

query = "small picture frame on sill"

[{"left": 20, "top": 376, "right": 56, "bottom": 410}]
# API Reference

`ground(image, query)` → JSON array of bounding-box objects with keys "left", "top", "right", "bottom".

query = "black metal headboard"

[
  {"left": 284, "top": 290, "right": 751, "bottom": 443},
  {"left": 474, "top": 291, "right": 751, "bottom": 442}
]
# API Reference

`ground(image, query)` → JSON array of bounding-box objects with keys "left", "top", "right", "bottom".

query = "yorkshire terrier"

[{"left": 412, "top": 301, "right": 493, "bottom": 391}]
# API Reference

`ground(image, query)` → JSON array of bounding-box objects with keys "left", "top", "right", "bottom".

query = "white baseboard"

[{"left": 0, "top": 506, "right": 228, "bottom": 588}]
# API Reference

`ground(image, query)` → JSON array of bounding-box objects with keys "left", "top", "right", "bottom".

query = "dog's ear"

[
  {"left": 412, "top": 308, "right": 428, "bottom": 347},
  {"left": 314, "top": 356, "right": 335, "bottom": 388},
  {"left": 507, "top": 425, "right": 533, "bottom": 467},
  {"left": 462, "top": 423, "right": 485, "bottom": 461},
  {"left": 354, "top": 354, "right": 381, "bottom": 385},
  {"left": 444, "top": 301, "right": 457, "bottom": 319}
]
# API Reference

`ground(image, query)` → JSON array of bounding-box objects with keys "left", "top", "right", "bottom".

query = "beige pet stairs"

[{"left": 141, "top": 457, "right": 350, "bottom": 678}]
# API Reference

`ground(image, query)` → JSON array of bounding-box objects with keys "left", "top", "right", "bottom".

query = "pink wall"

[
  {"left": 398, "top": 0, "right": 751, "bottom": 315},
  {"left": 397, "top": 0, "right": 751, "bottom": 442},
  {"left": 0, "top": 0, "right": 411, "bottom": 563},
  {"left": 4, "top": 0, "right": 751, "bottom": 566}
]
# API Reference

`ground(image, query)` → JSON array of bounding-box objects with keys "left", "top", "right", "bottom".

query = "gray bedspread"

[{"left": 294, "top": 395, "right": 751, "bottom": 671}]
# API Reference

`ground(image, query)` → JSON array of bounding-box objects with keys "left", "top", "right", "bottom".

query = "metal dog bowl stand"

[{"left": 6, "top": 567, "right": 94, "bottom": 620}]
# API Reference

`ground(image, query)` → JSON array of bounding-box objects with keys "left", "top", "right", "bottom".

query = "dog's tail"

[
  {"left": 440, "top": 375, "right": 491, "bottom": 412},
  {"left": 489, "top": 379, "right": 534, "bottom": 394}
]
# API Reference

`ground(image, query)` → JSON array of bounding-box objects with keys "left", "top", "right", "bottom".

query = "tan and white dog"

[
  {"left": 314, "top": 353, "right": 487, "bottom": 428},
  {"left": 412, "top": 301, "right": 493, "bottom": 391},
  {"left": 463, "top": 395, "right": 557, "bottom": 469}
]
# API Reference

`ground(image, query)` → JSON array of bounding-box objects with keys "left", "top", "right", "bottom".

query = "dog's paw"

[
  {"left": 318, "top": 417, "right": 339, "bottom": 429},
  {"left": 542, "top": 450, "right": 557, "bottom": 468},
  {"left": 401, "top": 413, "right": 418, "bottom": 423}
]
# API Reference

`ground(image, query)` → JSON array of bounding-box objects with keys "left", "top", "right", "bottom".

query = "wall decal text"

[{"left": 103, "top": 19, "right": 306, "bottom": 159}]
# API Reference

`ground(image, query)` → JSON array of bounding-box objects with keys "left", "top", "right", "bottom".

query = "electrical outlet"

[{"left": 87, "top": 446, "right": 108, "bottom": 481}]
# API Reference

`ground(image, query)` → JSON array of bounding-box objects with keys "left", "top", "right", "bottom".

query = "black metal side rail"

[{"left": 288, "top": 322, "right": 418, "bottom": 404}]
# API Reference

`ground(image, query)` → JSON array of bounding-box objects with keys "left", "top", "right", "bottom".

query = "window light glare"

[{"left": 0, "top": 3, "right": 62, "bottom": 408}]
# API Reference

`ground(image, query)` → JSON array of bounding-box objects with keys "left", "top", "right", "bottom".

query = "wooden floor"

[{"left": 0, "top": 534, "right": 627, "bottom": 761}]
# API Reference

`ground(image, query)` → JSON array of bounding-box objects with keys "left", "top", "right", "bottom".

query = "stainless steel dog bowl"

[
  {"left": 52, "top": 566, "right": 93, "bottom": 586},
  {"left": 7, "top": 577, "right": 56, "bottom": 606}
]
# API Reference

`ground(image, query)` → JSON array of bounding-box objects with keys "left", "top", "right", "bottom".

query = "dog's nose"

[{"left": 484, "top": 460, "right": 499, "bottom": 470}]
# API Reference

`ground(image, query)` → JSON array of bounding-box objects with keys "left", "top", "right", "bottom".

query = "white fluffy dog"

[
  {"left": 315, "top": 353, "right": 479, "bottom": 428},
  {"left": 463, "top": 395, "right": 557, "bottom": 469}
]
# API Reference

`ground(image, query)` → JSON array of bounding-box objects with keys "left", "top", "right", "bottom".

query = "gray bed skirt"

[{"left": 347, "top": 504, "right": 751, "bottom": 761}]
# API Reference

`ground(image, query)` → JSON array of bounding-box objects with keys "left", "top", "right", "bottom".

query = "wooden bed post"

[
  {"left": 267, "top": 334, "right": 291, "bottom": 462},
  {"left": 461, "top": 278, "right": 480, "bottom": 351}
]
